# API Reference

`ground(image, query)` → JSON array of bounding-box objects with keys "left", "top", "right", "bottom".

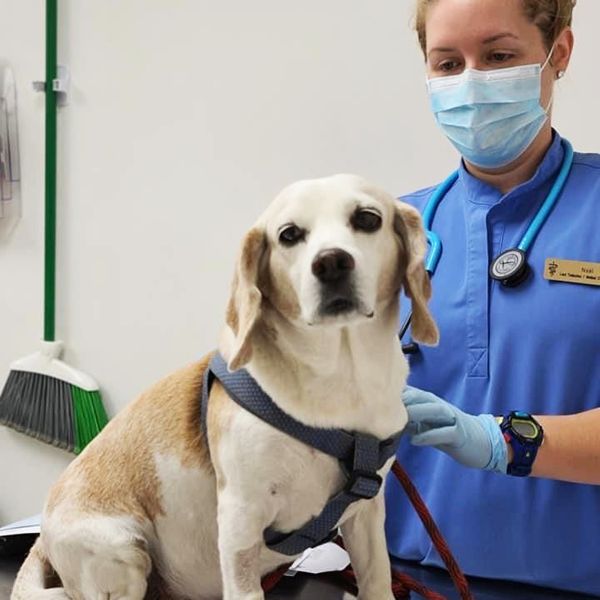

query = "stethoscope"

[{"left": 400, "top": 139, "right": 574, "bottom": 355}]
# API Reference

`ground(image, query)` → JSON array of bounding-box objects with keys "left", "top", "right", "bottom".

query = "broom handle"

[{"left": 44, "top": 0, "right": 58, "bottom": 342}]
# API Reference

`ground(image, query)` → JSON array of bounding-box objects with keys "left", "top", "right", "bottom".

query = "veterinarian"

[{"left": 385, "top": 0, "right": 600, "bottom": 596}]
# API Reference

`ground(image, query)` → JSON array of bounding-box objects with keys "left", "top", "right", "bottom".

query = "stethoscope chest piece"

[{"left": 489, "top": 248, "right": 530, "bottom": 287}]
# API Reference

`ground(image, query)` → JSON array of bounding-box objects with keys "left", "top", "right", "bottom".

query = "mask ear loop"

[
  {"left": 541, "top": 41, "right": 558, "bottom": 72},
  {"left": 542, "top": 40, "right": 567, "bottom": 80},
  {"left": 544, "top": 92, "right": 555, "bottom": 114},
  {"left": 541, "top": 41, "right": 560, "bottom": 113}
]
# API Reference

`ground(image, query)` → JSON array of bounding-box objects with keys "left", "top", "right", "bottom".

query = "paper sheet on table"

[
  {"left": 288, "top": 542, "right": 350, "bottom": 575},
  {"left": 0, "top": 514, "right": 41, "bottom": 537}
]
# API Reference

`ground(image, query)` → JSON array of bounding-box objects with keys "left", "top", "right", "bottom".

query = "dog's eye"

[
  {"left": 351, "top": 209, "right": 382, "bottom": 233},
  {"left": 278, "top": 224, "right": 306, "bottom": 246}
]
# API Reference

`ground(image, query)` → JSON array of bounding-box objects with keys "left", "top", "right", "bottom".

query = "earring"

[{"left": 557, "top": 70, "right": 565, "bottom": 79}]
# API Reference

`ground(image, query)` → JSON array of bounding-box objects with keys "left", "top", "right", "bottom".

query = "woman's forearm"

[{"left": 530, "top": 409, "right": 600, "bottom": 484}]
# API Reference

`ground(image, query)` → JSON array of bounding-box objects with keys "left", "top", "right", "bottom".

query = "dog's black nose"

[{"left": 312, "top": 249, "right": 355, "bottom": 283}]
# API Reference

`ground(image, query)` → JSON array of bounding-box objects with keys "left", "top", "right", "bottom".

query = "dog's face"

[
  {"left": 224, "top": 174, "right": 438, "bottom": 370},
  {"left": 263, "top": 175, "right": 404, "bottom": 326}
]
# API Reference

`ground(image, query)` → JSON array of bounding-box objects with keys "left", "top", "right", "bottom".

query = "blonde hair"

[{"left": 415, "top": 0, "right": 576, "bottom": 54}]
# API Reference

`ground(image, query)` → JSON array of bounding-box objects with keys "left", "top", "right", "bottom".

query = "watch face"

[{"left": 512, "top": 418, "right": 538, "bottom": 439}]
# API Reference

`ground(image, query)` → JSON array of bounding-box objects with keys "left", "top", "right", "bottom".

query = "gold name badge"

[{"left": 544, "top": 258, "right": 600, "bottom": 286}]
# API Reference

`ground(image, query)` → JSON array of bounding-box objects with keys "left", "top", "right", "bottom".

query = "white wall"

[{"left": 0, "top": 1, "right": 598, "bottom": 524}]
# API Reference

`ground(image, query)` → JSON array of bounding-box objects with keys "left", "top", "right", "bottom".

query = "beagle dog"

[{"left": 11, "top": 174, "right": 438, "bottom": 600}]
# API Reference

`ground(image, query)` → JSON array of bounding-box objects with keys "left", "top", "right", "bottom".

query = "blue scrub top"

[{"left": 385, "top": 132, "right": 600, "bottom": 596}]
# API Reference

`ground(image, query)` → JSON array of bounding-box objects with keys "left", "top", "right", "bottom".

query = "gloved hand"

[{"left": 403, "top": 386, "right": 508, "bottom": 473}]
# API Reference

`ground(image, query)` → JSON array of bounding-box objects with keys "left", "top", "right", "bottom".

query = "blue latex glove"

[{"left": 403, "top": 386, "right": 508, "bottom": 473}]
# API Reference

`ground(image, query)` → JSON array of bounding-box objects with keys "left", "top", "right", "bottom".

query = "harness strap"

[
  {"left": 264, "top": 432, "right": 384, "bottom": 555},
  {"left": 201, "top": 352, "right": 403, "bottom": 556}
]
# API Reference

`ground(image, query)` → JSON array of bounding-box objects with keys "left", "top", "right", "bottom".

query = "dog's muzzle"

[{"left": 312, "top": 249, "right": 359, "bottom": 316}]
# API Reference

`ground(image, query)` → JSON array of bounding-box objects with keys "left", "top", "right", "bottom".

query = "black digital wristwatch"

[{"left": 499, "top": 411, "right": 544, "bottom": 477}]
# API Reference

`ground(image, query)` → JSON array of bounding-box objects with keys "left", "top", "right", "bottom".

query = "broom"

[{"left": 0, "top": 0, "right": 108, "bottom": 454}]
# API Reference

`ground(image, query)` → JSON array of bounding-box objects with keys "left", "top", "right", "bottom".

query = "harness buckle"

[{"left": 345, "top": 469, "right": 383, "bottom": 499}]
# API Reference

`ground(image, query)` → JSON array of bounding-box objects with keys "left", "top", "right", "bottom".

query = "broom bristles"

[{"left": 0, "top": 369, "right": 108, "bottom": 454}]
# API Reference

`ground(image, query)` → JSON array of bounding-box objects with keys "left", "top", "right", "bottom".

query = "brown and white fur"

[{"left": 11, "top": 174, "right": 438, "bottom": 600}]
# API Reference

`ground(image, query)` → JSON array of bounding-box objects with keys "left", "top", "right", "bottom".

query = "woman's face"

[{"left": 424, "top": 0, "right": 571, "bottom": 111}]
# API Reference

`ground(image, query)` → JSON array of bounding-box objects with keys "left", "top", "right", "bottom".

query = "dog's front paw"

[
  {"left": 224, "top": 592, "right": 264, "bottom": 600},
  {"left": 356, "top": 591, "right": 395, "bottom": 600}
]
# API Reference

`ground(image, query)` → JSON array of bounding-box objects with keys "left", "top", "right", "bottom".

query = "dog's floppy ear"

[
  {"left": 225, "top": 226, "right": 268, "bottom": 371},
  {"left": 394, "top": 202, "right": 439, "bottom": 346}
]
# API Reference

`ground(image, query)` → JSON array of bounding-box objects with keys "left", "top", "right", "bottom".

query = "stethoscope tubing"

[
  {"left": 518, "top": 140, "right": 574, "bottom": 252},
  {"left": 422, "top": 171, "right": 458, "bottom": 274}
]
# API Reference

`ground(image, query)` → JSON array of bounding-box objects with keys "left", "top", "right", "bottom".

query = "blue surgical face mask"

[{"left": 426, "top": 51, "right": 555, "bottom": 169}]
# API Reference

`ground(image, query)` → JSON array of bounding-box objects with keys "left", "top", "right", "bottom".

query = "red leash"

[{"left": 262, "top": 460, "right": 474, "bottom": 600}]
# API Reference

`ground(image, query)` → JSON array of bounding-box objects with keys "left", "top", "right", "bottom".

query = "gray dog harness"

[{"left": 201, "top": 352, "right": 403, "bottom": 556}]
